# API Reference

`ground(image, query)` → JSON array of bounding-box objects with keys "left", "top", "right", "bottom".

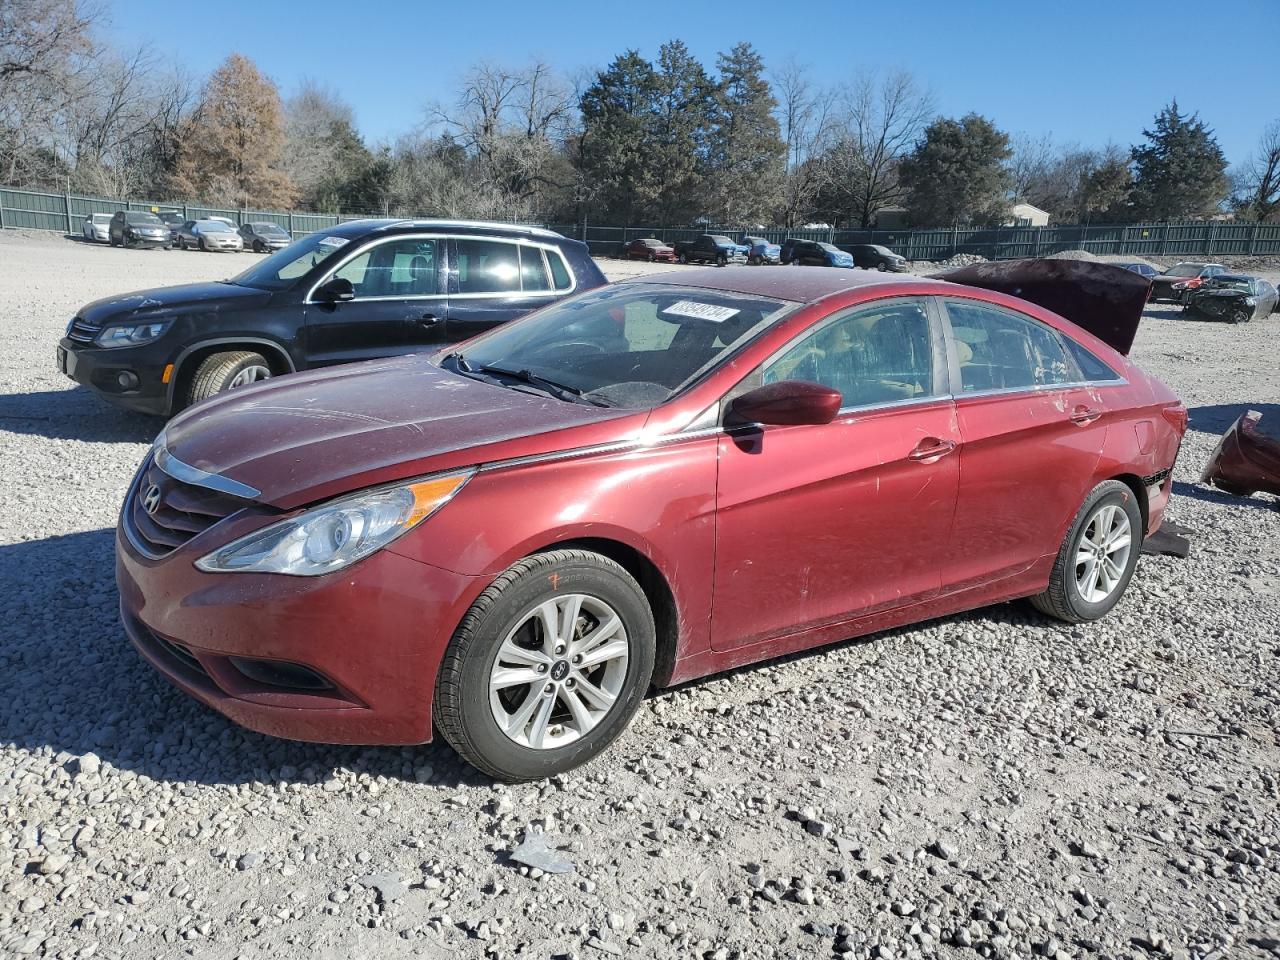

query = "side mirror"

[
  {"left": 729, "top": 380, "right": 842, "bottom": 426},
  {"left": 316, "top": 277, "right": 355, "bottom": 302}
]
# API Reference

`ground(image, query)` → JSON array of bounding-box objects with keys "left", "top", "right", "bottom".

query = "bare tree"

[
  {"left": 1008, "top": 132, "right": 1056, "bottom": 202},
  {"left": 772, "top": 57, "right": 837, "bottom": 227},
  {"left": 821, "top": 69, "right": 934, "bottom": 227},
  {"left": 1233, "top": 120, "right": 1280, "bottom": 221}
]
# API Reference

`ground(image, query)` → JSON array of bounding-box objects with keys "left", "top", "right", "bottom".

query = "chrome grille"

[
  {"left": 66, "top": 316, "right": 101, "bottom": 343},
  {"left": 124, "top": 455, "right": 247, "bottom": 558}
]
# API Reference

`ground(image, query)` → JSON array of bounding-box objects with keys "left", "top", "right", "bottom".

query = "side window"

[
  {"left": 333, "top": 238, "right": 439, "bottom": 299},
  {"left": 455, "top": 239, "right": 520, "bottom": 294},
  {"left": 1064, "top": 338, "right": 1121, "bottom": 382},
  {"left": 520, "top": 246, "right": 550, "bottom": 292},
  {"left": 547, "top": 250, "right": 572, "bottom": 291},
  {"left": 763, "top": 299, "right": 936, "bottom": 408},
  {"left": 946, "top": 300, "right": 1073, "bottom": 393}
]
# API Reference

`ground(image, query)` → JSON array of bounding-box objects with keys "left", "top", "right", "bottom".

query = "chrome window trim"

[
  {"left": 154, "top": 442, "right": 261, "bottom": 499},
  {"left": 304, "top": 232, "right": 447, "bottom": 304},
  {"left": 451, "top": 235, "right": 577, "bottom": 298},
  {"left": 952, "top": 377, "right": 1128, "bottom": 401},
  {"left": 834, "top": 392, "right": 955, "bottom": 418}
]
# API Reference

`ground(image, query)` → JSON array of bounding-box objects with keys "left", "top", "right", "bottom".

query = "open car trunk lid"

[{"left": 929, "top": 258, "right": 1150, "bottom": 355}]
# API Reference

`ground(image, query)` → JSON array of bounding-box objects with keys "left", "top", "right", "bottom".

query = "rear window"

[
  {"left": 548, "top": 251, "right": 572, "bottom": 290},
  {"left": 1065, "top": 339, "right": 1121, "bottom": 382}
]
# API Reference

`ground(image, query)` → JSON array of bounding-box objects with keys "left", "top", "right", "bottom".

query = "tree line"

[{"left": 3, "top": 0, "right": 1278, "bottom": 227}]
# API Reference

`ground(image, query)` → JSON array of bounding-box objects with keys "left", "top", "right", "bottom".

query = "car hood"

[
  {"left": 79, "top": 281, "right": 269, "bottom": 325},
  {"left": 161, "top": 355, "right": 638, "bottom": 509}
]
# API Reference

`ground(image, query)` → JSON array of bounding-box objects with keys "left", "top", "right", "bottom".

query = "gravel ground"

[{"left": 1, "top": 230, "right": 1278, "bottom": 960}]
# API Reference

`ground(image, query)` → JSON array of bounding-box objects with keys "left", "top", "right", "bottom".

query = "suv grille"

[
  {"left": 125, "top": 456, "right": 246, "bottom": 558},
  {"left": 66, "top": 316, "right": 102, "bottom": 343}
]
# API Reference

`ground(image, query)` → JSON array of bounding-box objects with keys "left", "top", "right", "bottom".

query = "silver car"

[
  {"left": 177, "top": 219, "right": 245, "bottom": 252},
  {"left": 82, "top": 213, "right": 111, "bottom": 243}
]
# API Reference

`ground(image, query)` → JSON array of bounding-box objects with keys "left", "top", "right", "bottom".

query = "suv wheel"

[
  {"left": 1031, "top": 480, "right": 1142, "bottom": 623},
  {"left": 186, "top": 351, "right": 273, "bottom": 407},
  {"left": 435, "top": 549, "right": 656, "bottom": 781}
]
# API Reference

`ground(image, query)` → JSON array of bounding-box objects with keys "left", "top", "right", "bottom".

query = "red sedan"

[
  {"left": 622, "top": 237, "right": 677, "bottom": 262},
  {"left": 118, "top": 266, "right": 1185, "bottom": 780}
]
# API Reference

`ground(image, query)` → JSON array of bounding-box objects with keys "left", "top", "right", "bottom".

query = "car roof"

[
  {"left": 346, "top": 218, "right": 566, "bottom": 240},
  {"left": 626, "top": 265, "right": 929, "bottom": 303},
  {"left": 1215, "top": 274, "right": 1254, "bottom": 281}
]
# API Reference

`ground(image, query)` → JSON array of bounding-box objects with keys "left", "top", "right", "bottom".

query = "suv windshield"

[
  {"left": 444, "top": 283, "right": 788, "bottom": 409},
  {"left": 125, "top": 213, "right": 163, "bottom": 225},
  {"left": 1164, "top": 263, "right": 1205, "bottom": 278},
  {"left": 231, "top": 232, "right": 353, "bottom": 289}
]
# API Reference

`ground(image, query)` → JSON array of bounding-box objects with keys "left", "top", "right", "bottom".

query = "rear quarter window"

[
  {"left": 548, "top": 250, "right": 572, "bottom": 290},
  {"left": 1065, "top": 338, "right": 1122, "bottom": 382}
]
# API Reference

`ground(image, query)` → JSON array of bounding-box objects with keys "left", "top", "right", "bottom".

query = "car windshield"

[
  {"left": 1212, "top": 277, "right": 1252, "bottom": 291},
  {"left": 818, "top": 242, "right": 841, "bottom": 253},
  {"left": 1164, "top": 264, "right": 1205, "bottom": 278},
  {"left": 90, "top": 214, "right": 111, "bottom": 223},
  {"left": 199, "top": 220, "right": 234, "bottom": 232},
  {"left": 872, "top": 245, "right": 895, "bottom": 255},
  {"left": 230, "top": 232, "right": 352, "bottom": 289},
  {"left": 159, "top": 213, "right": 182, "bottom": 222},
  {"left": 443, "top": 283, "right": 789, "bottom": 409},
  {"left": 253, "top": 223, "right": 288, "bottom": 236},
  {"left": 125, "top": 213, "right": 162, "bottom": 225},
  {"left": 709, "top": 236, "right": 732, "bottom": 244}
]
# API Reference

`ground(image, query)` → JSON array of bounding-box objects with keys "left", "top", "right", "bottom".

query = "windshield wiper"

[{"left": 473, "top": 362, "right": 611, "bottom": 407}]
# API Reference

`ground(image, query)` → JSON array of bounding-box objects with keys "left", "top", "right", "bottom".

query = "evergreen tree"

[
  {"left": 706, "top": 42, "right": 785, "bottom": 224},
  {"left": 578, "top": 51, "right": 660, "bottom": 224},
  {"left": 898, "top": 113, "right": 1011, "bottom": 226},
  {"left": 649, "top": 40, "right": 715, "bottom": 224},
  {"left": 1128, "top": 101, "right": 1228, "bottom": 220}
]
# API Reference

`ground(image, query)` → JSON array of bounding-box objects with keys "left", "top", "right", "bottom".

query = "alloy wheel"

[
  {"left": 1074, "top": 504, "right": 1132, "bottom": 603},
  {"left": 488, "top": 593, "right": 629, "bottom": 750},
  {"left": 228, "top": 365, "right": 271, "bottom": 388}
]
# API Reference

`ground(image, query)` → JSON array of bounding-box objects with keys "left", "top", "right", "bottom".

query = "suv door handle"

[
  {"left": 416, "top": 314, "right": 441, "bottom": 327},
  {"left": 1070, "top": 405, "right": 1101, "bottom": 425},
  {"left": 907, "top": 438, "right": 957, "bottom": 462}
]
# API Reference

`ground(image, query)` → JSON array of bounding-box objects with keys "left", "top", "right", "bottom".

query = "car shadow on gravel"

[
  {"left": 1170, "top": 480, "right": 1278, "bottom": 513},
  {"left": 0, "top": 528, "right": 487, "bottom": 790},
  {"left": 0, "top": 388, "right": 161, "bottom": 443},
  {"left": 1187, "top": 402, "right": 1280, "bottom": 435}
]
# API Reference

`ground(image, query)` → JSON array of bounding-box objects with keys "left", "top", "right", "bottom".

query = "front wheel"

[
  {"left": 1031, "top": 480, "right": 1142, "bottom": 623},
  {"left": 876, "top": 261, "right": 887, "bottom": 271},
  {"left": 199, "top": 237, "right": 208, "bottom": 251},
  {"left": 1229, "top": 307, "right": 1249, "bottom": 325},
  {"left": 435, "top": 549, "right": 656, "bottom": 781},
  {"left": 716, "top": 253, "right": 728, "bottom": 267},
  {"left": 677, "top": 254, "right": 687, "bottom": 264},
  {"left": 186, "top": 351, "right": 272, "bottom": 407}
]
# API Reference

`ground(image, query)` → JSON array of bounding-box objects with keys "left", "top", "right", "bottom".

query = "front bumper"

[
  {"left": 116, "top": 522, "right": 486, "bottom": 744},
  {"left": 58, "top": 337, "right": 171, "bottom": 415}
]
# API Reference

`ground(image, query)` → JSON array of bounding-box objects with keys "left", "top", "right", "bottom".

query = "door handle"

[
  {"left": 416, "top": 314, "right": 442, "bottom": 328},
  {"left": 1070, "top": 406, "right": 1101, "bottom": 425},
  {"left": 907, "top": 437, "right": 957, "bottom": 462}
]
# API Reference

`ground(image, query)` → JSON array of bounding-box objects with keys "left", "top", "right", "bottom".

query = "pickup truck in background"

[{"left": 673, "top": 234, "right": 747, "bottom": 266}]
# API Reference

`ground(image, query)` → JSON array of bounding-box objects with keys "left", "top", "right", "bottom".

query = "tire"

[
  {"left": 748, "top": 255, "right": 760, "bottom": 266},
  {"left": 435, "top": 549, "right": 656, "bottom": 781},
  {"left": 677, "top": 254, "right": 687, "bottom": 265},
  {"left": 254, "top": 240, "right": 265, "bottom": 253},
  {"left": 716, "top": 253, "right": 728, "bottom": 267},
  {"left": 876, "top": 261, "right": 887, "bottom": 271},
  {"left": 199, "top": 237, "right": 208, "bottom": 252},
  {"left": 1229, "top": 307, "right": 1249, "bottom": 325},
  {"left": 1030, "top": 479, "right": 1142, "bottom": 623},
  {"left": 647, "top": 252, "right": 655, "bottom": 262},
  {"left": 186, "top": 351, "right": 273, "bottom": 406}
]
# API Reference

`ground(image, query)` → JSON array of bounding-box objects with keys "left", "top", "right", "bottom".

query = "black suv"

[
  {"left": 58, "top": 219, "right": 605, "bottom": 417},
  {"left": 848, "top": 243, "right": 908, "bottom": 272}
]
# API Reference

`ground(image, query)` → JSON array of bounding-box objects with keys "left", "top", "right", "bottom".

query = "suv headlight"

[
  {"left": 195, "top": 472, "right": 473, "bottom": 576},
  {"left": 95, "top": 321, "right": 171, "bottom": 348}
]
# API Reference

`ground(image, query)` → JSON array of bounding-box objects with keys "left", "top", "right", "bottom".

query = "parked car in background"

[
  {"left": 239, "top": 221, "right": 292, "bottom": 253},
  {"left": 113, "top": 263, "right": 1184, "bottom": 780},
  {"left": 849, "top": 243, "right": 909, "bottom": 272},
  {"left": 58, "top": 220, "right": 603, "bottom": 416},
  {"left": 156, "top": 211, "right": 185, "bottom": 243},
  {"left": 109, "top": 211, "right": 171, "bottom": 249},
  {"left": 673, "top": 234, "right": 745, "bottom": 266},
  {"left": 207, "top": 216, "right": 239, "bottom": 227},
  {"left": 781, "top": 238, "right": 854, "bottom": 268},
  {"left": 622, "top": 237, "right": 676, "bottom": 262},
  {"left": 741, "top": 235, "right": 781, "bottom": 265},
  {"left": 1183, "top": 274, "right": 1278, "bottom": 324},
  {"left": 1115, "top": 262, "right": 1158, "bottom": 279},
  {"left": 82, "top": 213, "right": 111, "bottom": 243},
  {"left": 177, "top": 219, "right": 245, "bottom": 252},
  {"left": 1149, "top": 262, "right": 1225, "bottom": 303}
]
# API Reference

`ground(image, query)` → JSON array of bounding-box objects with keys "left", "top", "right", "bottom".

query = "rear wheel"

[
  {"left": 435, "top": 549, "right": 656, "bottom": 781},
  {"left": 253, "top": 239, "right": 265, "bottom": 253},
  {"left": 186, "top": 351, "right": 272, "bottom": 407},
  {"left": 1030, "top": 480, "right": 1142, "bottom": 623}
]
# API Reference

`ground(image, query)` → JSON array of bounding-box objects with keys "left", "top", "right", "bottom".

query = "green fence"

[{"left": 4, "top": 184, "right": 1279, "bottom": 260}]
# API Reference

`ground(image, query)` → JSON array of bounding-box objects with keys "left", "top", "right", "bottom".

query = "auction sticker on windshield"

[
  {"left": 317, "top": 236, "right": 348, "bottom": 249},
  {"left": 663, "top": 300, "right": 740, "bottom": 323}
]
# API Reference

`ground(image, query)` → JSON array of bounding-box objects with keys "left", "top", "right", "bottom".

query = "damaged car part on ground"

[
  {"left": 117, "top": 261, "right": 1186, "bottom": 781},
  {"left": 57, "top": 219, "right": 605, "bottom": 416},
  {"left": 1202, "top": 409, "right": 1280, "bottom": 501}
]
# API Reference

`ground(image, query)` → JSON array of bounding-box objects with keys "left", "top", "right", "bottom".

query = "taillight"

[{"left": 1162, "top": 403, "right": 1188, "bottom": 435}]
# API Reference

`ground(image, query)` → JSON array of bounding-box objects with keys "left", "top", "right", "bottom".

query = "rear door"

[
  {"left": 443, "top": 237, "right": 574, "bottom": 342},
  {"left": 302, "top": 234, "right": 448, "bottom": 366},
  {"left": 939, "top": 297, "right": 1110, "bottom": 593},
  {"left": 711, "top": 295, "right": 959, "bottom": 651}
]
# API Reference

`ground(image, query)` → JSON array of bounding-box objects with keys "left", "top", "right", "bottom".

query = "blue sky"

[{"left": 107, "top": 0, "right": 1275, "bottom": 166}]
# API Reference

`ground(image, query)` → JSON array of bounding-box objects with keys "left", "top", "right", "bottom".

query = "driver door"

[
  {"left": 303, "top": 235, "right": 449, "bottom": 367},
  {"left": 710, "top": 296, "right": 960, "bottom": 652}
]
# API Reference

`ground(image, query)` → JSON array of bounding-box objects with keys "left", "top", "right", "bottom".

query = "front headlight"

[
  {"left": 1243, "top": 297, "right": 1257, "bottom": 306},
  {"left": 95, "top": 321, "right": 171, "bottom": 348},
  {"left": 195, "top": 472, "right": 473, "bottom": 576}
]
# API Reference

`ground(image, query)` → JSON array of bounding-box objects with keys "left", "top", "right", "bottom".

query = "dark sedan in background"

[
  {"left": 108, "top": 211, "right": 171, "bottom": 249},
  {"left": 1149, "top": 261, "right": 1226, "bottom": 303},
  {"left": 622, "top": 237, "right": 676, "bottom": 262},
  {"left": 1183, "top": 274, "right": 1278, "bottom": 323},
  {"left": 239, "top": 221, "right": 292, "bottom": 253},
  {"left": 58, "top": 219, "right": 604, "bottom": 416}
]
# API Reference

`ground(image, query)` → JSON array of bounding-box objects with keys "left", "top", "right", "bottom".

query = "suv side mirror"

[
  {"left": 316, "top": 277, "right": 355, "bottom": 302},
  {"left": 729, "top": 380, "right": 842, "bottom": 426}
]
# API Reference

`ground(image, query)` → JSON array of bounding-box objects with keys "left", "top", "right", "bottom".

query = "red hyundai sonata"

[{"left": 117, "top": 264, "right": 1185, "bottom": 780}]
